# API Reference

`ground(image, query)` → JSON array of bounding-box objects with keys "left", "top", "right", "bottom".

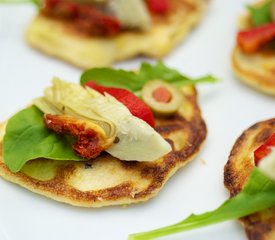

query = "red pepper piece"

[
  {"left": 85, "top": 81, "right": 155, "bottom": 128},
  {"left": 237, "top": 23, "right": 275, "bottom": 53},
  {"left": 254, "top": 133, "right": 275, "bottom": 165},
  {"left": 146, "top": 0, "right": 169, "bottom": 14}
]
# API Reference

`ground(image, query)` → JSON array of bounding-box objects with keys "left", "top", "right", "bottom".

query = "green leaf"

[
  {"left": 3, "top": 106, "right": 83, "bottom": 173},
  {"left": 80, "top": 68, "right": 144, "bottom": 92},
  {"left": 0, "top": 0, "right": 40, "bottom": 6},
  {"left": 247, "top": 0, "right": 273, "bottom": 26},
  {"left": 139, "top": 61, "right": 218, "bottom": 85},
  {"left": 80, "top": 61, "right": 218, "bottom": 93},
  {"left": 128, "top": 168, "right": 275, "bottom": 240}
]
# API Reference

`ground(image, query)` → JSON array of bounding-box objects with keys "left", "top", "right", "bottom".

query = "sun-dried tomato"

[
  {"left": 44, "top": 114, "right": 114, "bottom": 159},
  {"left": 42, "top": 0, "right": 121, "bottom": 36}
]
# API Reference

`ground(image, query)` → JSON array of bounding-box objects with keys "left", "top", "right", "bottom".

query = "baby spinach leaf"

[
  {"left": 80, "top": 61, "right": 218, "bottom": 93},
  {"left": 247, "top": 0, "right": 273, "bottom": 26},
  {"left": 80, "top": 68, "right": 144, "bottom": 92},
  {"left": 128, "top": 168, "right": 275, "bottom": 240},
  {"left": 3, "top": 106, "right": 83, "bottom": 173}
]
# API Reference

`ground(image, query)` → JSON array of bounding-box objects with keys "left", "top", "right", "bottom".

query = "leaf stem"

[{"left": 128, "top": 169, "right": 275, "bottom": 240}]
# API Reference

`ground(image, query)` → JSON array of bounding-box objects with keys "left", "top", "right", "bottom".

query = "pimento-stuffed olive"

[{"left": 141, "top": 80, "right": 183, "bottom": 116}]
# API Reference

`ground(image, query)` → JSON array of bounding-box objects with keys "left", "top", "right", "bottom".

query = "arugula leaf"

[
  {"left": 80, "top": 61, "right": 218, "bottom": 93},
  {"left": 3, "top": 106, "right": 83, "bottom": 173},
  {"left": 139, "top": 61, "right": 217, "bottom": 86},
  {"left": 247, "top": 0, "right": 273, "bottom": 26},
  {"left": 128, "top": 168, "right": 275, "bottom": 240}
]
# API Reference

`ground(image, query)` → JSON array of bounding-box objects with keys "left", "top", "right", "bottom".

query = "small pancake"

[
  {"left": 26, "top": 0, "right": 208, "bottom": 68},
  {"left": 231, "top": 6, "right": 275, "bottom": 96},
  {"left": 232, "top": 46, "right": 275, "bottom": 96},
  {"left": 224, "top": 118, "right": 275, "bottom": 240},
  {"left": 0, "top": 86, "right": 206, "bottom": 207}
]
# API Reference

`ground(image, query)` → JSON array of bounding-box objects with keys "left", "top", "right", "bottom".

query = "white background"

[{"left": 0, "top": 0, "right": 274, "bottom": 239}]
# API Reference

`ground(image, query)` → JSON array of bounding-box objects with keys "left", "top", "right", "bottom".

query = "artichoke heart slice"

[
  {"left": 33, "top": 78, "right": 117, "bottom": 139},
  {"left": 85, "top": 91, "right": 172, "bottom": 161},
  {"left": 108, "top": 0, "right": 151, "bottom": 30},
  {"left": 34, "top": 78, "right": 171, "bottom": 162}
]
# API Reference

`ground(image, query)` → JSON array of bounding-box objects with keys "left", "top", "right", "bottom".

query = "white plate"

[{"left": 0, "top": 1, "right": 273, "bottom": 240}]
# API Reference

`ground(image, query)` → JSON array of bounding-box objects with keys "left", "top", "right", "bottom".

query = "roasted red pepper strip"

[
  {"left": 237, "top": 23, "right": 275, "bottom": 53},
  {"left": 146, "top": 0, "right": 169, "bottom": 14},
  {"left": 254, "top": 133, "right": 275, "bottom": 165},
  {"left": 85, "top": 81, "right": 155, "bottom": 128}
]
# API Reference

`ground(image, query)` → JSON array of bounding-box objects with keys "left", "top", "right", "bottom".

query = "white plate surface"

[{"left": 0, "top": 1, "right": 273, "bottom": 240}]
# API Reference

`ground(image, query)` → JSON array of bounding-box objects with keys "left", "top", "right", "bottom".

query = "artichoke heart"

[
  {"left": 33, "top": 78, "right": 117, "bottom": 138},
  {"left": 108, "top": 0, "right": 151, "bottom": 30},
  {"left": 33, "top": 78, "right": 171, "bottom": 162}
]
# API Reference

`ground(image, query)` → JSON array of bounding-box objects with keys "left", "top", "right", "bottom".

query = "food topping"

[
  {"left": 33, "top": 78, "right": 117, "bottom": 138},
  {"left": 254, "top": 133, "right": 275, "bottom": 165},
  {"left": 33, "top": 78, "right": 171, "bottom": 162},
  {"left": 85, "top": 81, "right": 155, "bottom": 127},
  {"left": 271, "top": 1, "right": 275, "bottom": 21},
  {"left": 2, "top": 106, "right": 85, "bottom": 173},
  {"left": 44, "top": 114, "right": 114, "bottom": 159},
  {"left": 42, "top": 0, "right": 121, "bottom": 36},
  {"left": 247, "top": 0, "right": 274, "bottom": 26},
  {"left": 238, "top": 0, "right": 275, "bottom": 53},
  {"left": 257, "top": 147, "right": 275, "bottom": 181},
  {"left": 2, "top": 62, "right": 216, "bottom": 173},
  {"left": 128, "top": 167, "right": 275, "bottom": 239},
  {"left": 80, "top": 61, "right": 218, "bottom": 93},
  {"left": 146, "top": 0, "right": 169, "bottom": 14},
  {"left": 254, "top": 132, "right": 275, "bottom": 181},
  {"left": 152, "top": 86, "right": 172, "bottom": 103},
  {"left": 109, "top": 0, "right": 151, "bottom": 30},
  {"left": 141, "top": 80, "right": 183, "bottom": 116},
  {"left": 41, "top": 0, "right": 155, "bottom": 36},
  {"left": 237, "top": 23, "right": 275, "bottom": 53}
]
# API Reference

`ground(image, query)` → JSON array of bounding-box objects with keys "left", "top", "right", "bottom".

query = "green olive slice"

[{"left": 141, "top": 80, "right": 183, "bottom": 116}]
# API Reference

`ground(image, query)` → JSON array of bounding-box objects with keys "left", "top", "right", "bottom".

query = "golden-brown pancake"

[
  {"left": 232, "top": 46, "right": 275, "bottom": 96},
  {"left": 231, "top": 3, "right": 275, "bottom": 96},
  {"left": 0, "top": 85, "right": 206, "bottom": 207},
  {"left": 224, "top": 118, "right": 275, "bottom": 240},
  {"left": 26, "top": 0, "right": 208, "bottom": 68}
]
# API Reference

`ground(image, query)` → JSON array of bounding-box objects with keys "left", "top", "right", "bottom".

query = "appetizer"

[
  {"left": 232, "top": 0, "right": 275, "bottom": 96},
  {"left": 26, "top": 0, "right": 208, "bottom": 68},
  {"left": 129, "top": 118, "right": 275, "bottom": 240},
  {"left": 224, "top": 119, "right": 275, "bottom": 240},
  {"left": 0, "top": 62, "right": 214, "bottom": 207}
]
